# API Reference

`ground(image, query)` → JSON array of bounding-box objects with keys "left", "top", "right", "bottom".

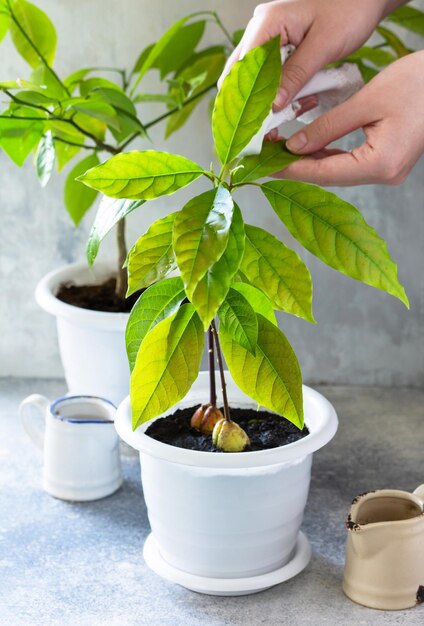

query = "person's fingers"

[
  {"left": 286, "top": 91, "right": 371, "bottom": 154},
  {"left": 295, "top": 94, "right": 319, "bottom": 117},
  {"left": 274, "top": 28, "right": 333, "bottom": 109}
]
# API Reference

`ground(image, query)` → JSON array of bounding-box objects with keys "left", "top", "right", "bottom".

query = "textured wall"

[{"left": 0, "top": 0, "right": 423, "bottom": 385}]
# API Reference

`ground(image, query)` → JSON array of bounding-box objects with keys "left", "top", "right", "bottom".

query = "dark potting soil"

[
  {"left": 56, "top": 277, "right": 141, "bottom": 313},
  {"left": 145, "top": 406, "right": 309, "bottom": 452}
]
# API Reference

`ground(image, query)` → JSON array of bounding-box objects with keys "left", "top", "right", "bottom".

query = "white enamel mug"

[{"left": 19, "top": 394, "right": 122, "bottom": 501}]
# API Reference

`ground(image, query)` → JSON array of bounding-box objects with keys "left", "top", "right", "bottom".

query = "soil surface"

[
  {"left": 56, "top": 277, "right": 141, "bottom": 313},
  {"left": 145, "top": 406, "right": 309, "bottom": 452}
]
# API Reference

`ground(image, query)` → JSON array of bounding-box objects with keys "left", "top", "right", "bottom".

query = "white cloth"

[{"left": 240, "top": 45, "right": 364, "bottom": 156}]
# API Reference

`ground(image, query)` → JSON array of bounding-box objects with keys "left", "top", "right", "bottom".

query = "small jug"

[
  {"left": 343, "top": 486, "right": 424, "bottom": 610},
  {"left": 19, "top": 394, "right": 122, "bottom": 502}
]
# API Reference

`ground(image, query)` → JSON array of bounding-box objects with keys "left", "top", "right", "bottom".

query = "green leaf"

[
  {"left": 78, "top": 78, "right": 122, "bottom": 98},
  {"left": 69, "top": 99, "right": 121, "bottom": 131},
  {"left": 376, "top": 26, "right": 411, "bottom": 58},
  {"left": 165, "top": 50, "right": 226, "bottom": 138},
  {"left": 173, "top": 186, "right": 234, "bottom": 299},
  {"left": 10, "top": 89, "right": 59, "bottom": 107},
  {"left": 220, "top": 313, "right": 304, "bottom": 429},
  {"left": 126, "top": 277, "right": 186, "bottom": 372},
  {"left": 77, "top": 150, "right": 204, "bottom": 200},
  {"left": 131, "top": 303, "right": 204, "bottom": 428},
  {"left": 232, "top": 28, "right": 245, "bottom": 46},
  {"left": 189, "top": 204, "right": 245, "bottom": 329},
  {"left": 356, "top": 62, "right": 379, "bottom": 84},
  {"left": 0, "top": 107, "right": 44, "bottom": 165},
  {"left": 133, "top": 13, "right": 206, "bottom": 89},
  {"left": 10, "top": 0, "right": 57, "bottom": 68},
  {"left": 344, "top": 46, "right": 396, "bottom": 67},
  {"left": 127, "top": 213, "right": 177, "bottom": 295},
  {"left": 87, "top": 197, "right": 144, "bottom": 266},
  {"left": 53, "top": 137, "right": 81, "bottom": 172},
  {"left": 218, "top": 287, "right": 258, "bottom": 354},
  {"left": 154, "top": 21, "right": 205, "bottom": 78},
  {"left": 29, "top": 64, "right": 67, "bottom": 99},
  {"left": 262, "top": 180, "right": 409, "bottom": 307},
  {"left": 87, "top": 86, "right": 145, "bottom": 141},
  {"left": 232, "top": 282, "right": 277, "bottom": 325},
  {"left": 64, "top": 68, "right": 91, "bottom": 92},
  {"left": 0, "top": 9, "right": 10, "bottom": 42},
  {"left": 34, "top": 129, "right": 54, "bottom": 187},
  {"left": 232, "top": 140, "right": 302, "bottom": 184},
  {"left": 212, "top": 37, "right": 281, "bottom": 165},
  {"left": 240, "top": 224, "right": 315, "bottom": 323},
  {"left": 387, "top": 6, "right": 424, "bottom": 37},
  {"left": 64, "top": 154, "right": 99, "bottom": 226}
]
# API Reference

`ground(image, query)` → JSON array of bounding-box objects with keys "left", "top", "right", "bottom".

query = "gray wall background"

[{"left": 0, "top": 0, "right": 423, "bottom": 386}]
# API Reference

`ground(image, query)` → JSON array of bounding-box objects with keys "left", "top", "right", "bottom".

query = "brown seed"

[
  {"left": 201, "top": 406, "right": 223, "bottom": 434},
  {"left": 190, "top": 404, "right": 211, "bottom": 431}
]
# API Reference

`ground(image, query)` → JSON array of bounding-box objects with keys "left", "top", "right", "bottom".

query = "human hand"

[
  {"left": 276, "top": 51, "right": 424, "bottom": 186},
  {"left": 219, "top": 0, "right": 401, "bottom": 109}
]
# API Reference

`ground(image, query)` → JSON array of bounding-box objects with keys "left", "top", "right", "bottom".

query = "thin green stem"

[
  {"left": 210, "top": 11, "right": 235, "bottom": 47},
  {"left": 53, "top": 136, "right": 96, "bottom": 151},
  {"left": 118, "top": 82, "right": 216, "bottom": 151}
]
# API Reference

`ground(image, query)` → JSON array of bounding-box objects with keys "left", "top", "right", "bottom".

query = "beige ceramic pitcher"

[{"left": 343, "top": 485, "right": 424, "bottom": 610}]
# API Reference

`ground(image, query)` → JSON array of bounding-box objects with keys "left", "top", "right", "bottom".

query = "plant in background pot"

[
  {"left": 77, "top": 31, "right": 410, "bottom": 592},
  {"left": 0, "top": 0, "right": 235, "bottom": 402}
]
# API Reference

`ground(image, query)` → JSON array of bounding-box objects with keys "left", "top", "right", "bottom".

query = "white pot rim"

[
  {"left": 115, "top": 376, "right": 338, "bottom": 469},
  {"left": 35, "top": 262, "right": 130, "bottom": 330}
]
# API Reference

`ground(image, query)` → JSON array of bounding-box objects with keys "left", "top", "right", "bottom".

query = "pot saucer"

[{"left": 143, "top": 531, "right": 311, "bottom": 596}]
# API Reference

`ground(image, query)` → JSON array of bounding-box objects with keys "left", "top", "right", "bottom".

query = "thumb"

[{"left": 286, "top": 91, "right": 369, "bottom": 154}]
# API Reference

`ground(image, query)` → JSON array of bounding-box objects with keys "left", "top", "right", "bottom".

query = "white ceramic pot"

[
  {"left": 115, "top": 371, "right": 338, "bottom": 595},
  {"left": 36, "top": 263, "right": 130, "bottom": 406}
]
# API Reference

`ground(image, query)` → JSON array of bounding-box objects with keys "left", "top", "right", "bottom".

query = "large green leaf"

[
  {"left": 154, "top": 21, "right": 205, "bottom": 78},
  {"left": 218, "top": 287, "right": 257, "bottom": 354},
  {"left": 262, "top": 180, "right": 409, "bottom": 307},
  {"left": 0, "top": 107, "right": 44, "bottom": 166},
  {"left": 126, "top": 277, "right": 186, "bottom": 372},
  {"left": 387, "top": 6, "right": 424, "bottom": 36},
  {"left": 173, "top": 186, "right": 234, "bottom": 299},
  {"left": 34, "top": 130, "right": 54, "bottom": 187},
  {"left": 87, "top": 197, "right": 144, "bottom": 266},
  {"left": 64, "top": 154, "right": 99, "bottom": 226},
  {"left": 77, "top": 150, "right": 204, "bottom": 200},
  {"left": 212, "top": 37, "right": 281, "bottom": 165},
  {"left": 232, "top": 282, "right": 277, "bottom": 325},
  {"left": 133, "top": 13, "right": 207, "bottom": 89},
  {"left": 165, "top": 50, "right": 226, "bottom": 138},
  {"left": 10, "top": 0, "right": 57, "bottom": 68},
  {"left": 30, "top": 64, "right": 67, "bottom": 99},
  {"left": 131, "top": 303, "right": 204, "bottom": 428},
  {"left": 241, "top": 224, "right": 315, "bottom": 322},
  {"left": 232, "top": 140, "right": 302, "bottom": 185},
  {"left": 189, "top": 203, "right": 245, "bottom": 329},
  {"left": 220, "top": 313, "right": 304, "bottom": 429},
  {"left": 127, "top": 213, "right": 177, "bottom": 296}
]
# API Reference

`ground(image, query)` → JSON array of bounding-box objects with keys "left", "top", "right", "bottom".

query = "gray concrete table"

[{"left": 1, "top": 378, "right": 423, "bottom": 626}]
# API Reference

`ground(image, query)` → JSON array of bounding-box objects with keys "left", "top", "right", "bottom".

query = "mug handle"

[
  {"left": 19, "top": 394, "right": 49, "bottom": 452},
  {"left": 413, "top": 484, "right": 424, "bottom": 503}
]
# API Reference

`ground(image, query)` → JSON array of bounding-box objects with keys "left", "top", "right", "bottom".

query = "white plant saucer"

[{"left": 143, "top": 531, "right": 312, "bottom": 596}]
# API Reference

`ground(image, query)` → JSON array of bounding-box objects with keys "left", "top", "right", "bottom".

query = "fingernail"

[
  {"left": 287, "top": 132, "right": 307, "bottom": 153},
  {"left": 274, "top": 88, "right": 289, "bottom": 110}
]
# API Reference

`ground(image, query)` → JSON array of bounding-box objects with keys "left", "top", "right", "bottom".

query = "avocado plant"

[
  {"left": 78, "top": 34, "right": 411, "bottom": 451},
  {"left": 0, "top": 0, "right": 235, "bottom": 299}
]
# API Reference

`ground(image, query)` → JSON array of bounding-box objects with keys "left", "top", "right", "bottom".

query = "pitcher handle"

[
  {"left": 413, "top": 484, "right": 424, "bottom": 503},
  {"left": 19, "top": 394, "right": 48, "bottom": 452}
]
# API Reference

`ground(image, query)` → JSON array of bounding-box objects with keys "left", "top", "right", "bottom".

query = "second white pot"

[
  {"left": 116, "top": 372, "right": 338, "bottom": 594},
  {"left": 36, "top": 263, "right": 130, "bottom": 406}
]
